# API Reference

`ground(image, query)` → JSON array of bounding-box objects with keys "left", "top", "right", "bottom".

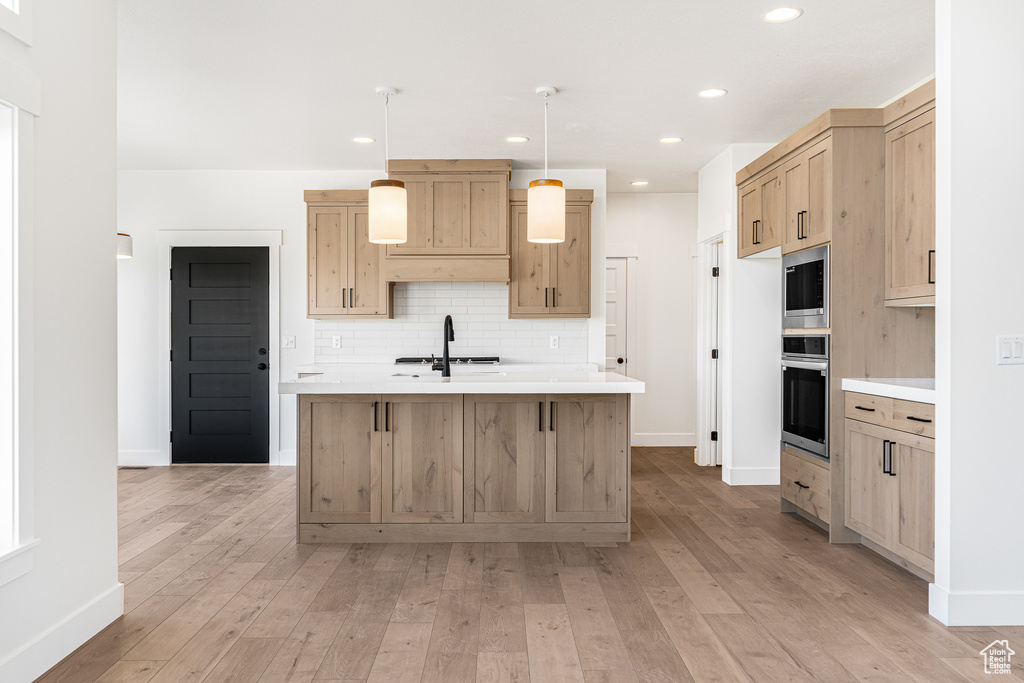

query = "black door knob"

[
  {"left": 617, "top": 358, "right": 624, "bottom": 364},
  {"left": 258, "top": 348, "right": 267, "bottom": 355},
  {"left": 257, "top": 363, "right": 268, "bottom": 370}
]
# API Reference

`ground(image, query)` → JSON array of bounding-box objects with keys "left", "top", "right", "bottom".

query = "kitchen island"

[{"left": 279, "top": 369, "right": 644, "bottom": 543}]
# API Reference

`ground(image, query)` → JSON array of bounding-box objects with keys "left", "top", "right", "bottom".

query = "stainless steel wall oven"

[{"left": 781, "top": 334, "right": 829, "bottom": 460}]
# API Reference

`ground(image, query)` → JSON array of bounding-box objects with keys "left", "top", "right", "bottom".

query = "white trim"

[
  {"left": 632, "top": 432, "right": 696, "bottom": 447},
  {"left": 277, "top": 449, "right": 296, "bottom": 467},
  {"left": 0, "top": 536, "right": 37, "bottom": 587},
  {"left": 605, "top": 243, "right": 639, "bottom": 258},
  {"left": 695, "top": 232, "right": 724, "bottom": 466},
  {"left": 929, "top": 583, "right": 1024, "bottom": 627},
  {"left": 722, "top": 466, "right": 780, "bottom": 486},
  {"left": 0, "top": 0, "right": 34, "bottom": 48},
  {"left": 0, "top": 55, "right": 41, "bottom": 115},
  {"left": 0, "top": 582, "right": 122, "bottom": 683},
  {"left": 153, "top": 230, "right": 283, "bottom": 466},
  {"left": 115, "top": 450, "right": 165, "bottom": 468}
]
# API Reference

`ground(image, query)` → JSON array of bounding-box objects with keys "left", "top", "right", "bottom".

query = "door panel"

[
  {"left": 307, "top": 207, "right": 348, "bottom": 314},
  {"left": 546, "top": 394, "right": 628, "bottom": 522},
  {"left": 759, "top": 169, "right": 784, "bottom": 250},
  {"left": 803, "top": 139, "right": 833, "bottom": 248},
  {"left": 171, "top": 247, "right": 269, "bottom": 463},
  {"left": 348, "top": 207, "right": 387, "bottom": 314},
  {"left": 382, "top": 395, "right": 463, "bottom": 523},
  {"left": 782, "top": 155, "right": 807, "bottom": 252},
  {"left": 509, "top": 204, "right": 550, "bottom": 316},
  {"left": 886, "top": 110, "right": 936, "bottom": 300},
  {"left": 431, "top": 178, "right": 466, "bottom": 251},
  {"left": 464, "top": 395, "right": 545, "bottom": 523},
  {"left": 551, "top": 205, "right": 591, "bottom": 315},
  {"left": 605, "top": 258, "right": 628, "bottom": 375},
  {"left": 891, "top": 435, "right": 935, "bottom": 571},
  {"left": 468, "top": 177, "right": 508, "bottom": 253},
  {"left": 299, "top": 395, "right": 381, "bottom": 524},
  {"left": 844, "top": 420, "right": 892, "bottom": 544},
  {"left": 737, "top": 181, "right": 761, "bottom": 258}
]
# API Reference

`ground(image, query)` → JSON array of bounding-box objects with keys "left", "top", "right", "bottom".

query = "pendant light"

[
  {"left": 116, "top": 233, "right": 133, "bottom": 259},
  {"left": 527, "top": 86, "right": 565, "bottom": 244},
  {"left": 368, "top": 87, "right": 407, "bottom": 244}
]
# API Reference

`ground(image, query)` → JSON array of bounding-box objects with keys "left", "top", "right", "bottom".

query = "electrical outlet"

[
  {"left": 332, "top": 335, "right": 342, "bottom": 349},
  {"left": 996, "top": 335, "right": 1024, "bottom": 365},
  {"left": 549, "top": 335, "right": 559, "bottom": 349},
  {"left": 282, "top": 336, "right": 296, "bottom": 349}
]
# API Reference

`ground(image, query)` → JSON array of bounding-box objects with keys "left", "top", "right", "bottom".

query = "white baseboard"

[
  {"left": 631, "top": 432, "right": 696, "bottom": 448},
  {"left": 0, "top": 582, "right": 123, "bottom": 683},
  {"left": 723, "top": 465, "right": 780, "bottom": 486},
  {"left": 117, "top": 449, "right": 167, "bottom": 467},
  {"left": 929, "top": 583, "right": 1024, "bottom": 626},
  {"left": 275, "top": 449, "right": 296, "bottom": 467}
]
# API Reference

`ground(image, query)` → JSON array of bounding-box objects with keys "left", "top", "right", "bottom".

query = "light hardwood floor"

[{"left": 39, "top": 447, "right": 1022, "bottom": 682}]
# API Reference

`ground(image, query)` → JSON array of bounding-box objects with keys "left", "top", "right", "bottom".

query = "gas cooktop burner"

[{"left": 395, "top": 356, "right": 500, "bottom": 365}]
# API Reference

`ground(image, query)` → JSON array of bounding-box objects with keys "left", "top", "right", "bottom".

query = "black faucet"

[{"left": 432, "top": 315, "right": 456, "bottom": 377}]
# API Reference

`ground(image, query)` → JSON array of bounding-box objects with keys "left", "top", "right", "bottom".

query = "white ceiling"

[{"left": 117, "top": 0, "right": 934, "bottom": 192}]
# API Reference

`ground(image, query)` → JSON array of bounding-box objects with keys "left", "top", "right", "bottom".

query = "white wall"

[
  {"left": 0, "top": 2, "right": 122, "bottom": 681},
  {"left": 697, "top": 144, "right": 779, "bottom": 485},
  {"left": 931, "top": 0, "right": 1024, "bottom": 626},
  {"left": 117, "top": 168, "right": 606, "bottom": 467},
  {"left": 606, "top": 193, "right": 698, "bottom": 447}
]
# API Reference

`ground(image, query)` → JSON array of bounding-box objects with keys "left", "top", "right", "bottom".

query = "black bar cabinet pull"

[
  {"left": 350, "top": 288, "right": 354, "bottom": 307},
  {"left": 551, "top": 287, "right": 556, "bottom": 307},
  {"left": 882, "top": 440, "right": 891, "bottom": 474},
  {"left": 753, "top": 219, "right": 760, "bottom": 245},
  {"left": 373, "top": 401, "right": 378, "bottom": 432},
  {"left": 855, "top": 405, "right": 876, "bottom": 412},
  {"left": 341, "top": 287, "right": 346, "bottom": 308},
  {"left": 549, "top": 402, "right": 554, "bottom": 431},
  {"left": 794, "top": 481, "right": 810, "bottom": 490},
  {"left": 545, "top": 288, "right": 548, "bottom": 307},
  {"left": 539, "top": 402, "right": 544, "bottom": 432},
  {"left": 928, "top": 249, "right": 935, "bottom": 284},
  {"left": 906, "top": 416, "right": 932, "bottom": 423},
  {"left": 796, "top": 212, "right": 802, "bottom": 239},
  {"left": 888, "top": 441, "right": 896, "bottom": 477},
  {"left": 385, "top": 402, "right": 390, "bottom": 432}
]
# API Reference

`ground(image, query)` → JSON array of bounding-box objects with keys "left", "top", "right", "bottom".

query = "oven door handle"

[{"left": 781, "top": 359, "right": 829, "bottom": 372}]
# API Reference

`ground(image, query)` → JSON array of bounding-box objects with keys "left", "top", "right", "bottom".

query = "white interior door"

[
  {"left": 605, "top": 258, "right": 628, "bottom": 375},
  {"left": 710, "top": 241, "right": 722, "bottom": 465}
]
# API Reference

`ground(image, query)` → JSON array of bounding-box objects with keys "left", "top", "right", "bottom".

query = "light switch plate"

[
  {"left": 282, "top": 336, "right": 296, "bottom": 349},
  {"left": 996, "top": 335, "right": 1024, "bottom": 365}
]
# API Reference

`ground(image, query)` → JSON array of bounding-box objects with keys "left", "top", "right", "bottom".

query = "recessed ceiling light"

[
  {"left": 506, "top": 136, "right": 530, "bottom": 143},
  {"left": 660, "top": 136, "right": 683, "bottom": 143},
  {"left": 631, "top": 180, "right": 649, "bottom": 186},
  {"left": 698, "top": 88, "right": 728, "bottom": 99},
  {"left": 763, "top": 7, "right": 803, "bottom": 22},
  {"left": 352, "top": 137, "right": 375, "bottom": 143}
]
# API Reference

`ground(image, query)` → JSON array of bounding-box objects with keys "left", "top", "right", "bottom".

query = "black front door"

[{"left": 171, "top": 247, "right": 270, "bottom": 463}]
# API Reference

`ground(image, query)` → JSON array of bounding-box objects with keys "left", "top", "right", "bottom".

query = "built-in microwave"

[{"left": 783, "top": 244, "right": 829, "bottom": 329}]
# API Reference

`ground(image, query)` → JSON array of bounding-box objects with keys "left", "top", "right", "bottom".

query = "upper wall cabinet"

[
  {"left": 884, "top": 81, "right": 936, "bottom": 306},
  {"left": 305, "top": 190, "right": 393, "bottom": 319},
  {"left": 781, "top": 138, "right": 832, "bottom": 253},
  {"left": 509, "top": 189, "right": 592, "bottom": 318},
  {"left": 386, "top": 159, "right": 511, "bottom": 257},
  {"left": 737, "top": 167, "right": 783, "bottom": 257}
]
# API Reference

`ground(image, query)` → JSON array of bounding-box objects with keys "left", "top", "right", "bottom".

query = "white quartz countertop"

[
  {"left": 842, "top": 378, "right": 935, "bottom": 404},
  {"left": 279, "top": 370, "right": 644, "bottom": 395}
]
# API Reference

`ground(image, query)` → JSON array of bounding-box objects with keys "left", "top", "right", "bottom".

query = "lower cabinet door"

[
  {"left": 546, "top": 394, "right": 628, "bottom": 522},
  {"left": 382, "top": 394, "right": 463, "bottom": 523},
  {"left": 298, "top": 395, "right": 381, "bottom": 524},
  {"left": 844, "top": 419, "right": 892, "bottom": 545},
  {"left": 891, "top": 433, "right": 935, "bottom": 572},
  {"left": 463, "top": 394, "right": 546, "bottom": 523}
]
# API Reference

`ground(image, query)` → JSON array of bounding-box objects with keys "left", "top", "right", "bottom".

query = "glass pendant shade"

[
  {"left": 527, "top": 179, "right": 565, "bottom": 243},
  {"left": 368, "top": 179, "right": 407, "bottom": 244},
  {"left": 116, "top": 232, "right": 133, "bottom": 259}
]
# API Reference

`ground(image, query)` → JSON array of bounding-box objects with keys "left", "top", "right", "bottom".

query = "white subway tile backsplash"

[{"left": 313, "top": 281, "right": 588, "bottom": 364}]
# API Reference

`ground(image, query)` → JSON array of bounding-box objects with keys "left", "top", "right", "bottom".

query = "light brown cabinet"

[
  {"left": 546, "top": 394, "right": 628, "bottom": 522},
  {"left": 885, "top": 107, "right": 936, "bottom": 305},
  {"left": 780, "top": 446, "right": 830, "bottom": 525},
  {"left": 385, "top": 160, "right": 510, "bottom": 257},
  {"left": 844, "top": 393, "right": 935, "bottom": 575},
  {"left": 306, "top": 195, "right": 392, "bottom": 319},
  {"left": 463, "top": 395, "right": 546, "bottom": 523},
  {"left": 737, "top": 168, "right": 783, "bottom": 258},
  {"left": 509, "top": 190, "right": 592, "bottom": 318},
  {"left": 782, "top": 137, "right": 832, "bottom": 253},
  {"left": 381, "top": 394, "right": 463, "bottom": 524}
]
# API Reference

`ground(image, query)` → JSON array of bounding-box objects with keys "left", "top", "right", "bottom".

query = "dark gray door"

[{"left": 171, "top": 247, "right": 270, "bottom": 463}]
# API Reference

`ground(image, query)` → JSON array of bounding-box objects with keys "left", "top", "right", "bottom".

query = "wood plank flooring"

[{"left": 39, "top": 448, "right": 1023, "bottom": 682}]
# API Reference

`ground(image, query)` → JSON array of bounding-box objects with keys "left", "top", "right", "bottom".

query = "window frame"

[{"left": 0, "top": 0, "right": 34, "bottom": 46}]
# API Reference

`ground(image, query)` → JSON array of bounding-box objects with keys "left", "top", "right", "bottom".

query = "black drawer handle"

[
  {"left": 854, "top": 406, "right": 876, "bottom": 412},
  {"left": 794, "top": 481, "right": 810, "bottom": 489},
  {"left": 906, "top": 416, "right": 932, "bottom": 423}
]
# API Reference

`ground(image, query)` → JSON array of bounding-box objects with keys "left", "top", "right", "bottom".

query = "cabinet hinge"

[
  {"left": 711, "top": 349, "right": 719, "bottom": 360},
  {"left": 711, "top": 431, "right": 718, "bottom": 442},
  {"left": 712, "top": 266, "right": 719, "bottom": 277}
]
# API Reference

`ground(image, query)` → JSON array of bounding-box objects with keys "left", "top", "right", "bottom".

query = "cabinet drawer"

[
  {"left": 781, "top": 449, "right": 830, "bottom": 524},
  {"left": 845, "top": 392, "right": 934, "bottom": 437}
]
